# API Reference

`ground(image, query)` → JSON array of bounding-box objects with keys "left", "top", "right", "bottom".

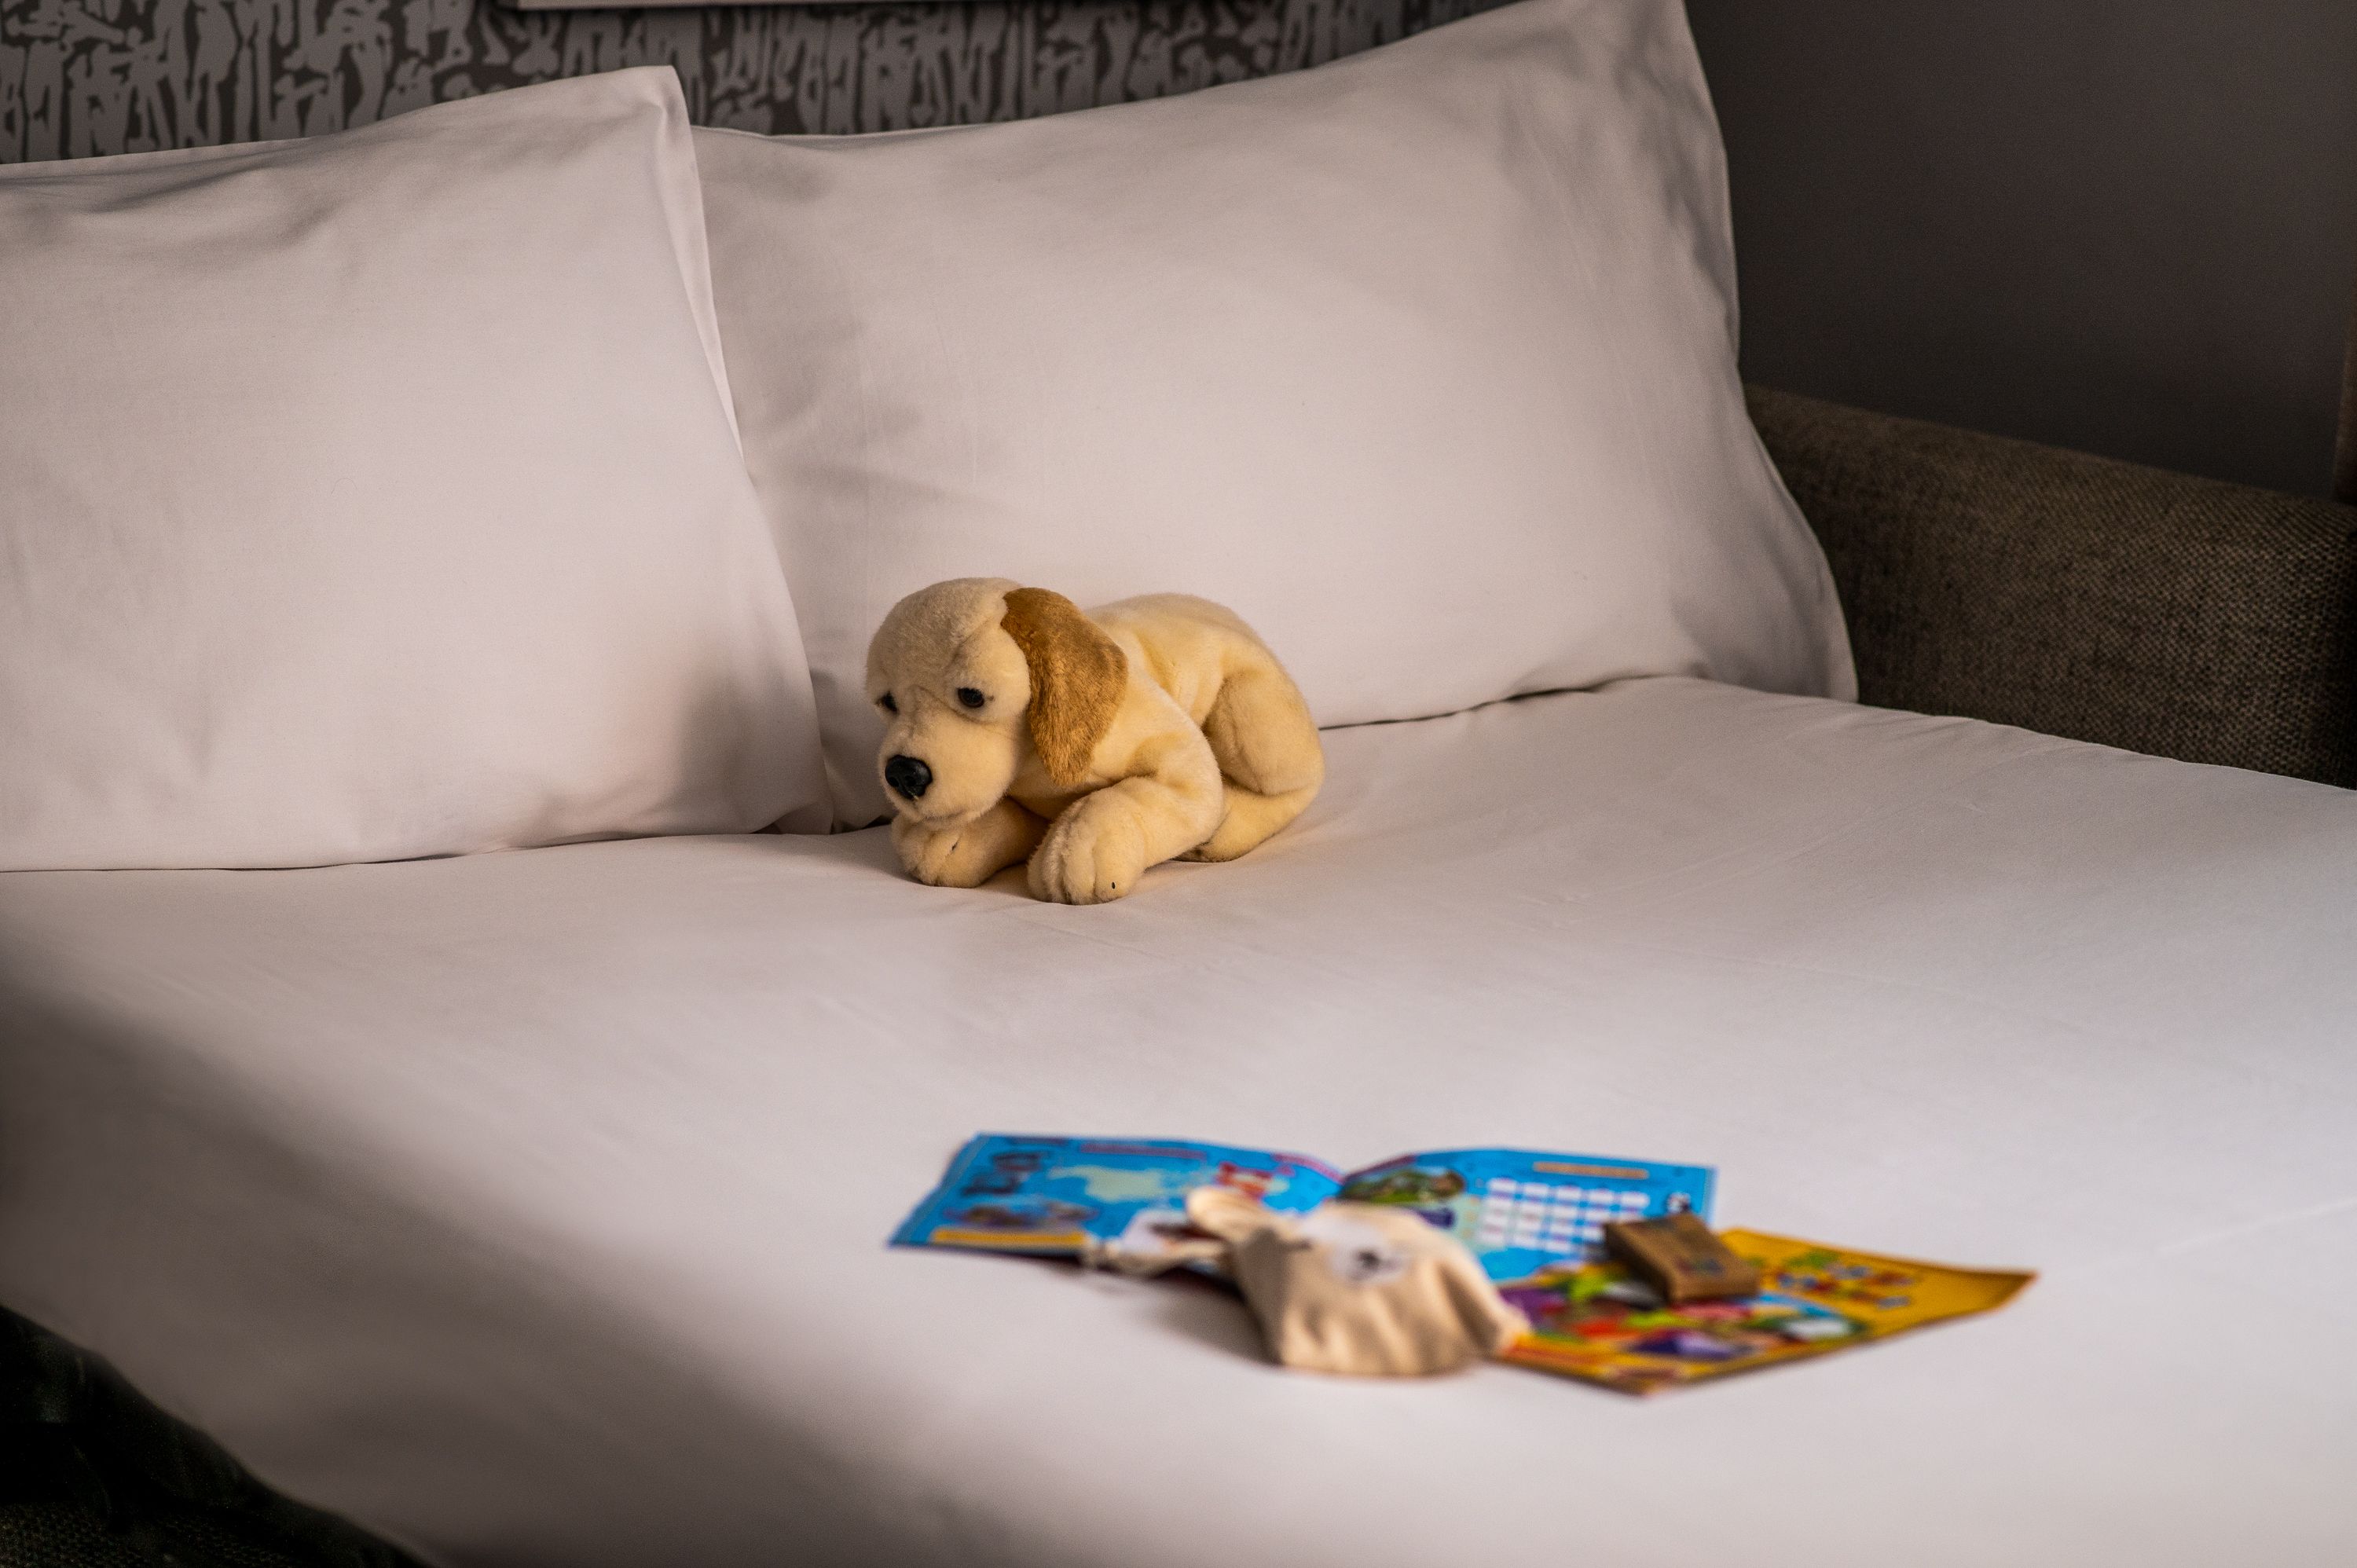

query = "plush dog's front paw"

[
  {"left": 893, "top": 815, "right": 999, "bottom": 888},
  {"left": 893, "top": 799, "right": 1047, "bottom": 888},
  {"left": 1028, "top": 798, "right": 1149, "bottom": 905}
]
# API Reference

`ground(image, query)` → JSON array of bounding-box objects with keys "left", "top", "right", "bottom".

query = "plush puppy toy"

[
  {"left": 867, "top": 579, "right": 1324, "bottom": 903},
  {"left": 1081, "top": 1187, "right": 1527, "bottom": 1376}
]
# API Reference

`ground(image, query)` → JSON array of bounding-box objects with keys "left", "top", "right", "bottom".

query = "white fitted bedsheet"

[{"left": 2, "top": 676, "right": 2353, "bottom": 1566}]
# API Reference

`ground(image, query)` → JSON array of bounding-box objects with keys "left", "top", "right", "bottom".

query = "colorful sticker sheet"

[{"left": 1498, "top": 1230, "right": 2033, "bottom": 1395}]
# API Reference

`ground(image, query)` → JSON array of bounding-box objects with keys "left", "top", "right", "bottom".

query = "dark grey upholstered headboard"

[{"left": 1, "top": 0, "right": 1503, "bottom": 163}]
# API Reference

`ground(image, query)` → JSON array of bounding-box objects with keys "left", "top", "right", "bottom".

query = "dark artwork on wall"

[{"left": 1, "top": 0, "right": 1501, "bottom": 163}]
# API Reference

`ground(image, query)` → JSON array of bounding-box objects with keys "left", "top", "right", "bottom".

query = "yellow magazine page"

[{"left": 1497, "top": 1230, "right": 2032, "bottom": 1395}]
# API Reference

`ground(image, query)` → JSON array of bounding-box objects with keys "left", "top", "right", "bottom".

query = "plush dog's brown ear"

[{"left": 1001, "top": 587, "right": 1127, "bottom": 787}]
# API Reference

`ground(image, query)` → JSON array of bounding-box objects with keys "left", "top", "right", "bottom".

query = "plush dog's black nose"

[{"left": 884, "top": 754, "right": 933, "bottom": 801}]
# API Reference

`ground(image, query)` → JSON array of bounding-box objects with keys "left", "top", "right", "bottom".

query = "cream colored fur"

[
  {"left": 1184, "top": 1187, "right": 1529, "bottom": 1376},
  {"left": 866, "top": 579, "right": 1325, "bottom": 903}
]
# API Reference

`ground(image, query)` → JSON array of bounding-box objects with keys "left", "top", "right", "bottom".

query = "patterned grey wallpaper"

[{"left": 2, "top": 0, "right": 1501, "bottom": 163}]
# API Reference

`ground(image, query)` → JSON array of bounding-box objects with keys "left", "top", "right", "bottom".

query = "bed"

[
  {"left": 5, "top": 673, "right": 2355, "bottom": 1566},
  {"left": 7, "top": 0, "right": 2357, "bottom": 1558}
]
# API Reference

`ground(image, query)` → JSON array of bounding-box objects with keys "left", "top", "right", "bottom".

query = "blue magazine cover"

[{"left": 894, "top": 1134, "right": 1714, "bottom": 1280}]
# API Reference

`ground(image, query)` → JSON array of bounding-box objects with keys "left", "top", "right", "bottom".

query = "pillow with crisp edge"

[
  {"left": 0, "top": 68, "right": 829, "bottom": 869},
  {"left": 694, "top": 0, "right": 1855, "bottom": 828}
]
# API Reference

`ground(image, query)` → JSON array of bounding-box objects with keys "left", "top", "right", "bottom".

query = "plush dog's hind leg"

[
  {"left": 1189, "top": 662, "right": 1325, "bottom": 862},
  {"left": 1186, "top": 782, "right": 1321, "bottom": 863}
]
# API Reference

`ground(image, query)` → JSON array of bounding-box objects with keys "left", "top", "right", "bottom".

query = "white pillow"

[
  {"left": 0, "top": 69, "right": 827, "bottom": 871},
  {"left": 695, "top": 0, "right": 1854, "bottom": 827}
]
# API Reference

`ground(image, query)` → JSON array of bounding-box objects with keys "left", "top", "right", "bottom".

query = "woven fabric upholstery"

[
  {"left": 0, "top": 1506, "right": 156, "bottom": 1568},
  {"left": 1750, "top": 386, "right": 2357, "bottom": 787},
  {"left": 0, "top": 1307, "right": 417, "bottom": 1568}
]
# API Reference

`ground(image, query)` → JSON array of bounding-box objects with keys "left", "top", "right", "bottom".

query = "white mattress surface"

[{"left": 2, "top": 677, "right": 2353, "bottom": 1566}]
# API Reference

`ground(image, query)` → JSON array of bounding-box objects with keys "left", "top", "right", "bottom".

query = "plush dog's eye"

[
  {"left": 877, "top": 693, "right": 897, "bottom": 715},
  {"left": 956, "top": 687, "right": 986, "bottom": 710}
]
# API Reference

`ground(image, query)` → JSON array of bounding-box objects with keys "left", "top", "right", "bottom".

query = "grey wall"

[
  {"left": 7, "top": 0, "right": 2351, "bottom": 495},
  {"left": 1685, "top": 0, "right": 2357, "bottom": 496}
]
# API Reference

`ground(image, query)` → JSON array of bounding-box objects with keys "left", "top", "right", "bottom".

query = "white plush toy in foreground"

[
  {"left": 865, "top": 580, "right": 1325, "bottom": 903},
  {"left": 1181, "top": 1187, "right": 1528, "bottom": 1376}
]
